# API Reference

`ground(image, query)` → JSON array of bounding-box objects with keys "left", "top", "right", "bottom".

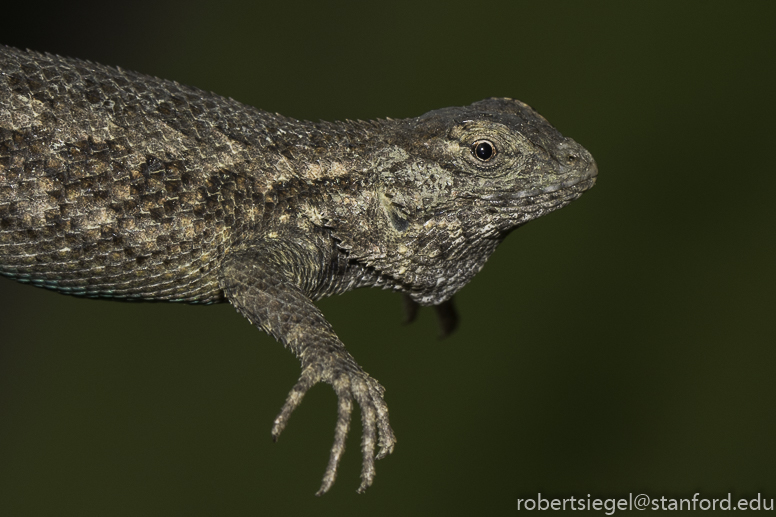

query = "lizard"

[{"left": 0, "top": 45, "right": 597, "bottom": 494}]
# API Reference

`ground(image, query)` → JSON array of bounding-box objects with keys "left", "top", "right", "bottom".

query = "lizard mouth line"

[{"left": 479, "top": 166, "right": 598, "bottom": 202}]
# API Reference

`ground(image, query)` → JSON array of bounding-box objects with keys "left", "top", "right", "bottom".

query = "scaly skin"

[{"left": 0, "top": 45, "right": 597, "bottom": 494}]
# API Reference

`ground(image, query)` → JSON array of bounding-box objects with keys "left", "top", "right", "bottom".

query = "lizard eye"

[
  {"left": 472, "top": 140, "right": 495, "bottom": 161},
  {"left": 452, "top": 122, "right": 519, "bottom": 176}
]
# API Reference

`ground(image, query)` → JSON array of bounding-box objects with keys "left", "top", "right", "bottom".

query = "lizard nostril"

[{"left": 566, "top": 153, "right": 578, "bottom": 164}]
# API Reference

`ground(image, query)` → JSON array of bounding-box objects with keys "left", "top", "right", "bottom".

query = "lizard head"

[
  {"left": 408, "top": 97, "right": 597, "bottom": 227},
  {"left": 322, "top": 98, "right": 597, "bottom": 304}
]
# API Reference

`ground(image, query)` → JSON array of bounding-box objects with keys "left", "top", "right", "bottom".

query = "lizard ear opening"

[{"left": 379, "top": 193, "right": 409, "bottom": 233}]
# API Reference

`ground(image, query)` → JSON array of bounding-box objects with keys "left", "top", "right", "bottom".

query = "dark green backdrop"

[{"left": 1, "top": 1, "right": 774, "bottom": 515}]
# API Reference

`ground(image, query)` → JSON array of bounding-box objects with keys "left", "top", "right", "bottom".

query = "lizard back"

[{"left": 0, "top": 46, "right": 281, "bottom": 302}]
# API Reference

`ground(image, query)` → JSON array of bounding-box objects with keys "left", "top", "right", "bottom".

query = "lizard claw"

[{"left": 271, "top": 364, "right": 396, "bottom": 495}]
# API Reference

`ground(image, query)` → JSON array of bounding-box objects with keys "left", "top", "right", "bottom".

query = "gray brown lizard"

[{"left": 0, "top": 45, "right": 597, "bottom": 494}]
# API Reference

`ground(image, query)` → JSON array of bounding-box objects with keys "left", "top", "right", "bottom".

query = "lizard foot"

[{"left": 271, "top": 364, "right": 396, "bottom": 495}]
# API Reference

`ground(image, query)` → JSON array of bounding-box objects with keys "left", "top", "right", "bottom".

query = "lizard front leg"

[
  {"left": 403, "top": 293, "right": 459, "bottom": 337},
  {"left": 219, "top": 244, "right": 395, "bottom": 494}
]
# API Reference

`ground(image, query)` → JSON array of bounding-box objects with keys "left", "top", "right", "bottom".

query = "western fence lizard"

[{"left": 0, "top": 45, "right": 597, "bottom": 494}]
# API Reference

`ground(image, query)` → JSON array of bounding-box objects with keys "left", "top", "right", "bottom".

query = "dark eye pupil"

[{"left": 474, "top": 142, "right": 493, "bottom": 161}]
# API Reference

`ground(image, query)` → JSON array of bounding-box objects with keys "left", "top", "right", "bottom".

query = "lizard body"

[{"left": 0, "top": 46, "right": 597, "bottom": 494}]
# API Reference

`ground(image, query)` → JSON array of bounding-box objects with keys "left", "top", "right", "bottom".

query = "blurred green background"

[{"left": 1, "top": 1, "right": 774, "bottom": 515}]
